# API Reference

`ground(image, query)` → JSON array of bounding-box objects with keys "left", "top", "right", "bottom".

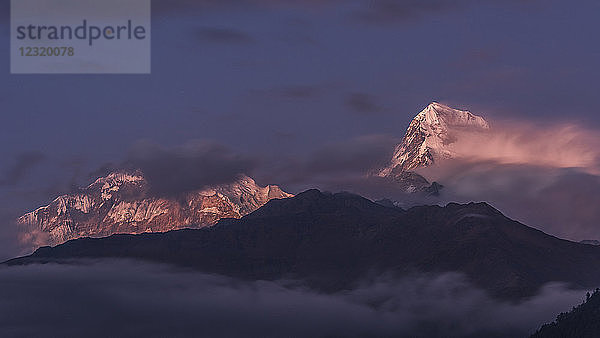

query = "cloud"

[
  {"left": 435, "top": 121, "right": 600, "bottom": 172},
  {"left": 150, "top": 0, "right": 343, "bottom": 17},
  {"left": 0, "top": 151, "right": 45, "bottom": 187},
  {"left": 350, "top": 0, "right": 537, "bottom": 24},
  {"left": 0, "top": 216, "right": 27, "bottom": 262},
  {"left": 277, "top": 85, "right": 321, "bottom": 99},
  {"left": 303, "top": 134, "right": 396, "bottom": 174},
  {"left": 195, "top": 27, "right": 255, "bottom": 44},
  {"left": 261, "top": 134, "right": 399, "bottom": 191},
  {"left": 352, "top": 0, "right": 469, "bottom": 24},
  {"left": 122, "top": 140, "right": 256, "bottom": 197},
  {"left": 149, "top": 0, "right": 523, "bottom": 25},
  {"left": 345, "top": 92, "right": 384, "bottom": 114},
  {"left": 249, "top": 83, "right": 338, "bottom": 102},
  {"left": 0, "top": 260, "right": 585, "bottom": 338}
]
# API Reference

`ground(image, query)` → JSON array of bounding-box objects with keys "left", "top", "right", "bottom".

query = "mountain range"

[
  {"left": 9, "top": 102, "right": 600, "bottom": 336},
  {"left": 10, "top": 189, "right": 600, "bottom": 300},
  {"left": 18, "top": 172, "right": 291, "bottom": 245},
  {"left": 12, "top": 103, "right": 529, "bottom": 250}
]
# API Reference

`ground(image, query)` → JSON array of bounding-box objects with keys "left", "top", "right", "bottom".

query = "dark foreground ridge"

[
  {"left": 532, "top": 289, "right": 600, "bottom": 337},
  {"left": 7, "top": 189, "right": 600, "bottom": 299}
]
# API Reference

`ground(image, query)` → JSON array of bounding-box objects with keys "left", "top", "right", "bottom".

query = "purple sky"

[{"left": 1, "top": 0, "right": 599, "bottom": 218}]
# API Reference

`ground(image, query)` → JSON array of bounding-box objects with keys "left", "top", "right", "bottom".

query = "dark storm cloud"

[
  {"left": 195, "top": 27, "right": 255, "bottom": 44},
  {"left": 345, "top": 92, "right": 384, "bottom": 114},
  {"left": 0, "top": 151, "right": 45, "bottom": 187},
  {"left": 123, "top": 140, "right": 256, "bottom": 197},
  {"left": 0, "top": 260, "right": 585, "bottom": 338}
]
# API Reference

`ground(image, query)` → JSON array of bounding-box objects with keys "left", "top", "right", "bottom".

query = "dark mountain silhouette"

[
  {"left": 531, "top": 289, "right": 600, "bottom": 337},
  {"left": 7, "top": 190, "right": 600, "bottom": 299}
]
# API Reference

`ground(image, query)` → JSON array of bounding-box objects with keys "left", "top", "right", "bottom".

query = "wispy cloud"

[
  {"left": 0, "top": 151, "right": 45, "bottom": 187},
  {"left": 351, "top": 0, "right": 469, "bottom": 24},
  {"left": 345, "top": 92, "right": 384, "bottom": 114},
  {"left": 195, "top": 27, "right": 255, "bottom": 44},
  {"left": 261, "top": 134, "right": 399, "bottom": 191},
  {"left": 427, "top": 120, "right": 600, "bottom": 172}
]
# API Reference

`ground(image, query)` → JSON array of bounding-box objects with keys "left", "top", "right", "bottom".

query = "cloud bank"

[{"left": 0, "top": 260, "right": 585, "bottom": 338}]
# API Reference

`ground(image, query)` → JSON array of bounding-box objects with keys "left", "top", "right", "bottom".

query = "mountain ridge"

[
  {"left": 10, "top": 189, "right": 600, "bottom": 300},
  {"left": 17, "top": 171, "right": 292, "bottom": 246},
  {"left": 16, "top": 102, "right": 491, "bottom": 244}
]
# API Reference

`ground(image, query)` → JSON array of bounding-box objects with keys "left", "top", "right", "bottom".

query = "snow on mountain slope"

[
  {"left": 18, "top": 171, "right": 292, "bottom": 246},
  {"left": 379, "top": 102, "right": 490, "bottom": 176}
]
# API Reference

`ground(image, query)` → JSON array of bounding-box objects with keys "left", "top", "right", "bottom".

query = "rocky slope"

[
  {"left": 11, "top": 189, "right": 600, "bottom": 299},
  {"left": 18, "top": 171, "right": 292, "bottom": 246}
]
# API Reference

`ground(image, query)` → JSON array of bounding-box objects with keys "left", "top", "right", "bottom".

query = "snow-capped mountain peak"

[
  {"left": 379, "top": 102, "right": 489, "bottom": 175},
  {"left": 18, "top": 171, "right": 292, "bottom": 246},
  {"left": 419, "top": 102, "right": 489, "bottom": 131}
]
